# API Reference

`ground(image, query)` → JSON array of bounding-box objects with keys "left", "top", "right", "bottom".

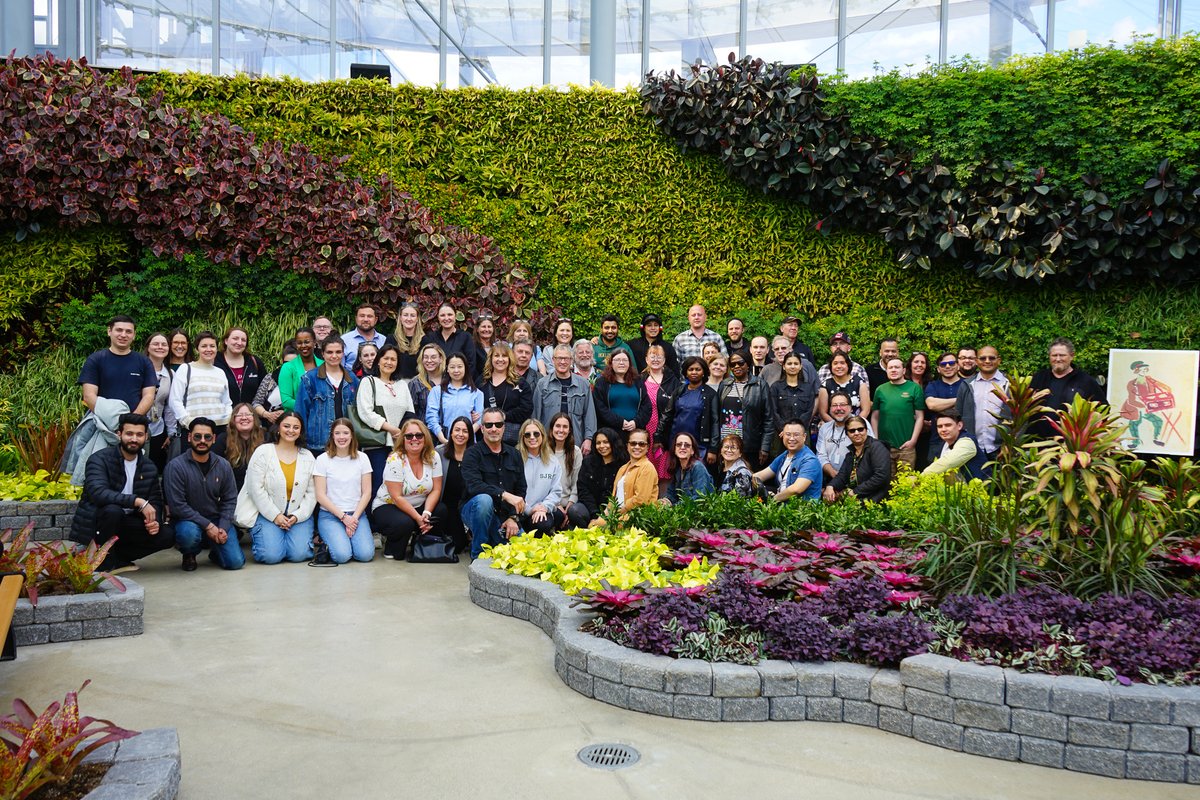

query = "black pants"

[
  {"left": 95, "top": 504, "right": 175, "bottom": 566},
  {"left": 372, "top": 502, "right": 447, "bottom": 559},
  {"left": 518, "top": 507, "right": 563, "bottom": 538}
]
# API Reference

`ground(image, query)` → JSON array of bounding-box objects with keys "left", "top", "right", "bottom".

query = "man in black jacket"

[
  {"left": 163, "top": 418, "right": 242, "bottom": 572},
  {"left": 462, "top": 408, "right": 528, "bottom": 560},
  {"left": 70, "top": 413, "right": 171, "bottom": 571}
]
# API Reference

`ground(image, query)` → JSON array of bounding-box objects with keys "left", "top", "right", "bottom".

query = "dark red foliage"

[{"left": 0, "top": 54, "right": 542, "bottom": 327}]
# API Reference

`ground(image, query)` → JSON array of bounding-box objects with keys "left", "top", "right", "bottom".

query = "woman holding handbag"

[
  {"left": 371, "top": 419, "right": 446, "bottom": 560},
  {"left": 238, "top": 411, "right": 318, "bottom": 564},
  {"left": 353, "top": 344, "right": 415, "bottom": 498},
  {"left": 313, "top": 418, "right": 375, "bottom": 564}
]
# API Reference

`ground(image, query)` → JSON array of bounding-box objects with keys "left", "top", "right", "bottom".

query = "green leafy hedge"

[{"left": 823, "top": 38, "right": 1200, "bottom": 200}]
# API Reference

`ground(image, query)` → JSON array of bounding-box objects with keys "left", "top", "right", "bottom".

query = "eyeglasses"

[
  {"left": 481, "top": 421, "right": 504, "bottom": 429},
  {"left": 938, "top": 360, "right": 957, "bottom": 367},
  {"left": 234, "top": 414, "right": 254, "bottom": 420},
  {"left": 523, "top": 431, "right": 542, "bottom": 439},
  {"left": 978, "top": 356, "right": 998, "bottom": 362},
  {"left": 675, "top": 443, "right": 693, "bottom": 450},
  {"left": 628, "top": 440, "right": 648, "bottom": 448},
  {"left": 403, "top": 432, "right": 425, "bottom": 440},
  {"left": 192, "top": 433, "right": 215, "bottom": 441},
  {"left": 729, "top": 360, "right": 746, "bottom": 367},
  {"left": 846, "top": 428, "right": 867, "bottom": 434}
]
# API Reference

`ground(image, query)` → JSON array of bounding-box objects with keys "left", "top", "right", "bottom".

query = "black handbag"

[
  {"left": 407, "top": 533, "right": 459, "bottom": 564},
  {"left": 349, "top": 377, "right": 390, "bottom": 449}
]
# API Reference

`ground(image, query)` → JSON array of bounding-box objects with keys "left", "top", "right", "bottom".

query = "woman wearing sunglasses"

[
  {"left": 371, "top": 419, "right": 445, "bottom": 560},
  {"left": 609, "top": 429, "right": 659, "bottom": 518},
  {"left": 822, "top": 419, "right": 892, "bottom": 503},
  {"left": 516, "top": 419, "right": 563, "bottom": 536}
]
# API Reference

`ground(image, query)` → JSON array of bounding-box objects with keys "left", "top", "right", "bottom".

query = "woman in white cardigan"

[
  {"left": 356, "top": 344, "right": 415, "bottom": 499},
  {"left": 237, "top": 410, "right": 318, "bottom": 564}
]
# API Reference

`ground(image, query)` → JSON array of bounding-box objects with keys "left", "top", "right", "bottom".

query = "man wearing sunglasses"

[
  {"left": 462, "top": 408, "right": 528, "bottom": 559},
  {"left": 923, "top": 351, "right": 964, "bottom": 464},
  {"left": 164, "top": 417, "right": 243, "bottom": 571},
  {"left": 955, "top": 345, "right": 1010, "bottom": 478},
  {"left": 70, "top": 412, "right": 171, "bottom": 574}
]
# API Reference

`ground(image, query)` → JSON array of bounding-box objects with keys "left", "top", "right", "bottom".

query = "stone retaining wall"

[
  {"left": 0, "top": 500, "right": 78, "bottom": 541},
  {"left": 82, "top": 727, "right": 181, "bottom": 800},
  {"left": 12, "top": 578, "right": 144, "bottom": 647},
  {"left": 469, "top": 559, "right": 1200, "bottom": 784}
]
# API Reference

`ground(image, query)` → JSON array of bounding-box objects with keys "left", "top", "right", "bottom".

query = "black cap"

[
  {"left": 641, "top": 313, "right": 662, "bottom": 326},
  {"left": 781, "top": 315, "right": 801, "bottom": 325}
]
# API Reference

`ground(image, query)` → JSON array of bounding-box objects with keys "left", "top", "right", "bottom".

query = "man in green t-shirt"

[{"left": 871, "top": 356, "right": 925, "bottom": 475}]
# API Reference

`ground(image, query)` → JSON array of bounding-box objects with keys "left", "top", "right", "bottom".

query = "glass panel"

[
  {"left": 1052, "top": 0, "right": 1160, "bottom": 51},
  {"left": 35, "top": 0, "right": 59, "bottom": 47},
  {"left": 615, "top": 0, "right": 644, "bottom": 87},
  {"left": 842, "top": 0, "right": 941, "bottom": 78},
  {"left": 337, "top": 0, "right": 442, "bottom": 84},
  {"left": 220, "top": 0, "right": 332, "bottom": 80},
  {"left": 453, "top": 0, "right": 546, "bottom": 87},
  {"left": 551, "top": 0, "right": 589, "bottom": 86},
  {"left": 647, "top": 0, "right": 742, "bottom": 76},
  {"left": 1182, "top": 0, "right": 1199, "bottom": 35},
  {"left": 95, "top": 0, "right": 214, "bottom": 73},
  {"left": 744, "top": 0, "right": 838, "bottom": 77},
  {"left": 947, "top": 0, "right": 1049, "bottom": 65}
]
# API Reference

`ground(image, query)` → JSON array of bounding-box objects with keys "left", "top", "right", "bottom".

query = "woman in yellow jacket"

[{"left": 613, "top": 429, "right": 659, "bottom": 513}]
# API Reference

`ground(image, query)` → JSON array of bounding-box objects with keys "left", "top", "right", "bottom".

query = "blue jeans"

[
  {"left": 463, "top": 494, "right": 509, "bottom": 559},
  {"left": 315, "top": 509, "right": 375, "bottom": 563},
  {"left": 250, "top": 514, "right": 315, "bottom": 564},
  {"left": 174, "top": 520, "right": 245, "bottom": 570}
]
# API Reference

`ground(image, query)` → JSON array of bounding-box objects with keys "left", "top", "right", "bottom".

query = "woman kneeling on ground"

[
  {"left": 371, "top": 419, "right": 445, "bottom": 560},
  {"left": 239, "top": 411, "right": 318, "bottom": 564},
  {"left": 313, "top": 418, "right": 375, "bottom": 564}
]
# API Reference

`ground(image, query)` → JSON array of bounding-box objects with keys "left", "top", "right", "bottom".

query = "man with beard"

[
  {"left": 592, "top": 314, "right": 635, "bottom": 368},
  {"left": 69, "top": 413, "right": 169, "bottom": 572},
  {"left": 164, "top": 417, "right": 243, "bottom": 571},
  {"left": 815, "top": 391, "right": 874, "bottom": 482}
]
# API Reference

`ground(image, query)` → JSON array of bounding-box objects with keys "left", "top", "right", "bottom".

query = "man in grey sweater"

[{"left": 164, "top": 417, "right": 243, "bottom": 572}]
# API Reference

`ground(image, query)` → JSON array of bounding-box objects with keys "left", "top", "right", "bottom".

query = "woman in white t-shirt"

[
  {"left": 313, "top": 418, "right": 375, "bottom": 563},
  {"left": 370, "top": 418, "right": 445, "bottom": 560}
]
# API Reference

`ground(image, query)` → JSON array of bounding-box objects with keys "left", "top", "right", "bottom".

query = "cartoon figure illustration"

[{"left": 1119, "top": 360, "right": 1174, "bottom": 450}]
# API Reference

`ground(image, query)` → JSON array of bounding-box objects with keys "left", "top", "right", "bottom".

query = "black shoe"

[{"left": 181, "top": 554, "right": 198, "bottom": 572}]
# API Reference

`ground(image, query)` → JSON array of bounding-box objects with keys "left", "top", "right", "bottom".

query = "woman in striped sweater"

[{"left": 168, "top": 330, "right": 233, "bottom": 430}]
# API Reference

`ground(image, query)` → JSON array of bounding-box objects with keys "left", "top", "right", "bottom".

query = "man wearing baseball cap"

[
  {"left": 817, "top": 331, "right": 869, "bottom": 386},
  {"left": 629, "top": 312, "right": 678, "bottom": 375},
  {"left": 778, "top": 315, "right": 816, "bottom": 366}
]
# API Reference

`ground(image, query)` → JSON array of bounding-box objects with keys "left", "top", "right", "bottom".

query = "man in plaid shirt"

[{"left": 672, "top": 305, "right": 726, "bottom": 368}]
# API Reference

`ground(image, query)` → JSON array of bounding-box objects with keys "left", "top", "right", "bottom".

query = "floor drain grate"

[{"left": 578, "top": 743, "right": 640, "bottom": 770}]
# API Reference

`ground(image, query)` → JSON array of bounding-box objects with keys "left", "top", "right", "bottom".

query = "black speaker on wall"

[{"left": 350, "top": 63, "right": 392, "bottom": 82}]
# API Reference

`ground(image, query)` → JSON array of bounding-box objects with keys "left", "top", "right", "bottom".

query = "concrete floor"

[{"left": 2, "top": 549, "right": 1195, "bottom": 800}]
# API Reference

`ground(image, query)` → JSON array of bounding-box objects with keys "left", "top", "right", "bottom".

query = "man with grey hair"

[
  {"left": 1030, "top": 337, "right": 1104, "bottom": 438},
  {"left": 532, "top": 344, "right": 597, "bottom": 455},
  {"left": 573, "top": 339, "right": 598, "bottom": 386}
]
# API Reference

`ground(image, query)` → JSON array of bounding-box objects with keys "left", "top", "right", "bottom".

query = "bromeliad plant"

[
  {"left": 0, "top": 681, "right": 138, "bottom": 800},
  {"left": 0, "top": 524, "right": 125, "bottom": 604}
]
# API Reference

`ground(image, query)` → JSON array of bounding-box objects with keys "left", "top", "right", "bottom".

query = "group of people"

[{"left": 67, "top": 304, "right": 1105, "bottom": 571}]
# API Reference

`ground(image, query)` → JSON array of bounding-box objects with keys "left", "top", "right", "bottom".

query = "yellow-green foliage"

[
  {"left": 886, "top": 466, "right": 994, "bottom": 532},
  {"left": 482, "top": 527, "right": 718, "bottom": 595},
  {"left": 0, "top": 470, "right": 81, "bottom": 501},
  {"left": 0, "top": 227, "right": 129, "bottom": 333}
]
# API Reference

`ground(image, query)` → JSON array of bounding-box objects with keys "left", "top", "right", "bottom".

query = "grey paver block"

[
  {"left": 664, "top": 659, "right": 713, "bottom": 695},
  {"left": 485, "top": 594, "right": 512, "bottom": 615},
  {"left": 11, "top": 602, "right": 33, "bottom": 627},
  {"left": 1125, "top": 752, "right": 1186, "bottom": 782},
  {"left": 511, "top": 601, "right": 530, "bottom": 620},
  {"left": 806, "top": 697, "right": 844, "bottom": 722},
  {"left": 554, "top": 629, "right": 590, "bottom": 670},
  {"left": 1130, "top": 723, "right": 1190, "bottom": 753},
  {"left": 1012, "top": 709, "right": 1067, "bottom": 741},
  {"left": 14, "top": 625, "right": 48, "bottom": 646},
  {"left": 592, "top": 677, "right": 630, "bottom": 709},
  {"left": 963, "top": 729, "right": 1019, "bottom": 761},
  {"left": 711, "top": 662, "right": 760, "bottom": 697},
  {"left": 833, "top": 663, "right": 877, "bottom": 700},
  {"left": 674, "top": 694, "right": 721, "bottom": 721},
  {"left": 106, "top": 581, "right": 142, "bottom": 617},
  {"left": 1174, "top": 687, "right": 1200, "bottom": 726},
  {"left": 769, "top": 696, "right": 807, "bottom": 721},
  {"left": 103, "top": 756, "right": 179, "bottom": 786},
  {"left": 585, "top": 648, "right": 625, "bottom": 683},
  {"left": 49, "top": 621, "right": 82, "bottom": 642},
  {"left": 947, "top": 662, "right": 1005, "bottom": 704},
  {"left": 117, "top": 729, "right": 179, "bottom": 762},
  {"left": 905, "top": 687, "right": 955, "bottom": 722},
  {"left": 912, "top": 717, "right": 963, "bottom": 751},
  {"left": 620, "top": 651, "right": 666, "bottom": 691},
  {"left": 1111, "top": 683, "right": 1174, "bottom": 724},
  {"left": 870, "top": 671, "right": 906, "bottom": 709},
  {"left": 32, "top": 595, "right": 68, "bottom": 623},
  {"left": 65, "top": 592, "right": 111, "bottom": 621},
  {"left": 627, "top": 688, "right": 672, "bottom": 716},
  {"left": 900, "top": 653, "right": 950, "bottom": 693},
  {"left": 82, "top": 616, "right": 142, "bottom": 638},
  {"left": 722, "top": 697, "right": 769, "bottom": 722},
  {"left": 1051, "top": 676, "right": 1111, "bottom": 719},
  {"left": 795, "top": 662, "right": 837, "bottom": 697},
  {"left": 1068, "top": 717, "right": 1129, "bottom": 749},
  {"left": 879, "top": 708, "right": 914, "bottom": 737},
  {"left": 1020, "top": 737, "right": 1065, "bottom": 768},
  {"left": 1006, "top": 672, "right": 1056, "bottom": 711},
  {"left": 843, "top": 700, "right": 878, "bottom": 727},
  {"left": 1064, "top": 744, "right": 1126, "bottom": 778},
  {"left": 81, "top": 741, "right": 119, "bottom": 765},
  {"left": 756, "top": 660, "right": 797, "bottom": 697},
  {"left": 566, "top": 666, "right": 594, "bottom": 697},
  {"left": 1189, "top": 755, "right": 1200, "bottom": 784},
  {"left": 1194, "top": 728, "right": 1200, "bottom": 756},
  {"left": 954, "top": 699, "right": 1010, "bottom": 732}
]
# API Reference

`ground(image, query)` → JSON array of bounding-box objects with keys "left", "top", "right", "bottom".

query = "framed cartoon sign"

[{"left": 1107, "top": 349, "right": 1199, "bottom": 456}]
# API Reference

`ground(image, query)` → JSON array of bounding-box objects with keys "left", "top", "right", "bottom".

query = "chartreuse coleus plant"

[
  {"left": 482, "top": 527, "right": 719, "bottom": 595},
  {"left": 0, "top": 470, "right": 81, "bottom": 502}
]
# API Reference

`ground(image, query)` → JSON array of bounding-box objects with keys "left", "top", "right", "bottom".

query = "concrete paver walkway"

[{"left": 2, "top": 550, "right": 1194, "bottom": 799}]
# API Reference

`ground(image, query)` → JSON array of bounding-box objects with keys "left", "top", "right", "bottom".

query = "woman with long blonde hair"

[
  {"left": 214, "top": 402, "right": 264, "bottom": 491},
  {"left": 370, "top": 419, "right": 445, "bottom": 560},
  {"left": 516, "top": 418, "right": 562, "bottom": 537}
]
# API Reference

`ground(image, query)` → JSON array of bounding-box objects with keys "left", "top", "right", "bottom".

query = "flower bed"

[
  {"left": 470, "top": 560, "right": 1200, "bottom": 784},
  {"left": 0, "top": 499, "right": 78, "bottom": 542},
  {"left": 81, "top": 727, "right": 182, "bottom": 800},
  {"left": 11, "top": 577, "right": 144, "bottom": 647}
]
